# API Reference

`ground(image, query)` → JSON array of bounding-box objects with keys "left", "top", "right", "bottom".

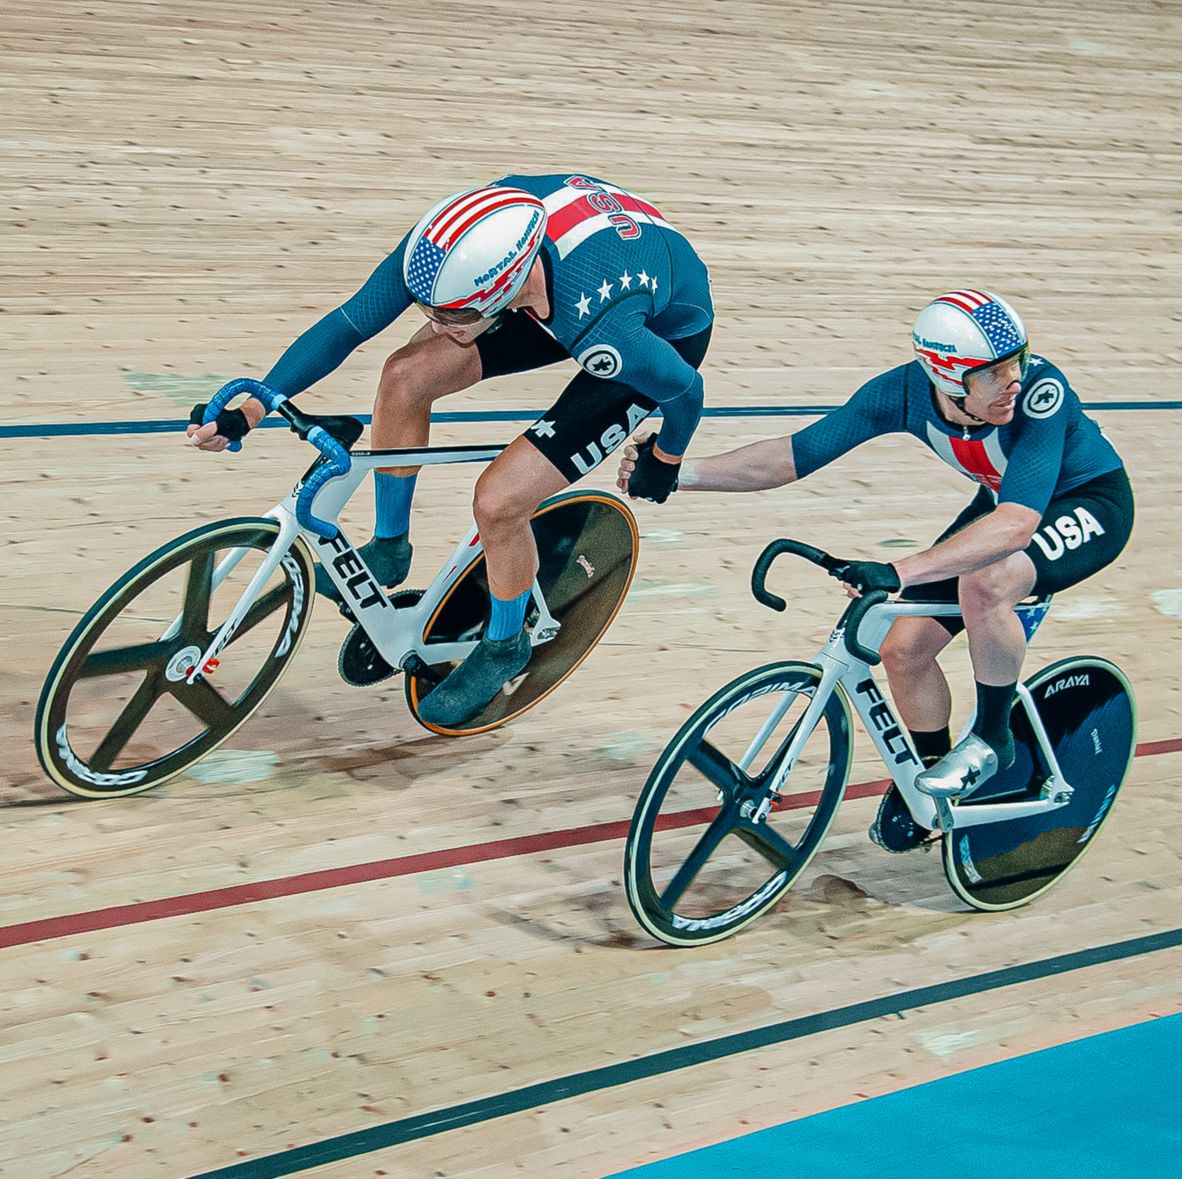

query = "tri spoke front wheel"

[
  {"left": 35, "top": 518, "right": 315, "bottom": 798},
  {"left": 624, "top": 661, "right": 851, "bottom": 946}
]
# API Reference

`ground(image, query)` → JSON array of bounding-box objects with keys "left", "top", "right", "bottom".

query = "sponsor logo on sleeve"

[
  {"left": 1024, "top": 378, "right": 1064, "bottom": 419},
  {"left": 576, "top": 344, "right": 623, "bottom": 379}
]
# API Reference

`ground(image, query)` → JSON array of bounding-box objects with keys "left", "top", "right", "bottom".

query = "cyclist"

[
  {"left": 187, "top": 175, "right": 713, "bottom": 726},
  {"left": 616, "top": 289, "right": 1133, "bottom": 850}
]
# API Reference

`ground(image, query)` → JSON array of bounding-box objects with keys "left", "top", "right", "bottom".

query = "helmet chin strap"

[{"left": 950, "top": 396, "right": 988, "bottom": 425}]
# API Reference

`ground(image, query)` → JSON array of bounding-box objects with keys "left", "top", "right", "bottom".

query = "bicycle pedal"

[{"left": 402, "top": 652, "right": 444, "bottom": 687}]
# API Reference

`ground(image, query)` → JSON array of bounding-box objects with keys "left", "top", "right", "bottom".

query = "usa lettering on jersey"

[{"left": 543, "top": 176, "right": 674, "bottom": 259}]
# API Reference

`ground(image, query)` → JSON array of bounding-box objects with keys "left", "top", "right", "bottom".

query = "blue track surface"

[{"left": 607, "top": 1013, "right": 1182, "bottom": 1179}]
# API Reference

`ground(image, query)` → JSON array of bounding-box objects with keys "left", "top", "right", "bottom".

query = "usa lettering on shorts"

[
  {"left": 570, "top": 402, "right": 651, "bottom": 475},
  {"left": 1030, "top": 506, "right": 1105, "bottom": 560}
]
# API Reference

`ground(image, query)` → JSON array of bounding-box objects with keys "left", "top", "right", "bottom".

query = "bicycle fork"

[
  {"left": 736, "top": 656, "right": 848, "bottom": 824},
  {"left": 179, "top": 508, "right": 305, "bottom": 685}
]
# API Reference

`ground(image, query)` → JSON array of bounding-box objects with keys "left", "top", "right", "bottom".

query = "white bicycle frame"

[
  {"left": 741, "top": 598, "right": 1073, "bottom": 834},
  {"left": 179, "top": 446, "right": 563, "bottom": 686}
]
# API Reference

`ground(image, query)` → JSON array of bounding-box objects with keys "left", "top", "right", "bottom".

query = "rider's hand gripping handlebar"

[
  {"left": 202, "top": 378, "right": 354, "bottom": 539},
  {"left": 751, "top": 537, "right": 888, "bottom": 666}
]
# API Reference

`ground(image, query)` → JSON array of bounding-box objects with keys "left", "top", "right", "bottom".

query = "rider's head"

[
  {"left": 911, "top": 289, "right": 1029, "bottom": 403},
  {"left": 403, "top": 185, "right": 547, "bottom": 332}
]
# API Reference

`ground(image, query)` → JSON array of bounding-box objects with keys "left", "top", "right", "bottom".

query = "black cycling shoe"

[
  {"left": 869, "top": 783, "right": 938, "bottom": 854},
  {"left": 314, "top": 533, "right": 413, "bottom": 602},
  {"left": 417, "top": 631, "right": 532, "bottom": 728}
]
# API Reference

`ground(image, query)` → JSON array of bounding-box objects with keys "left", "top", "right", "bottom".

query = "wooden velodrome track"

[{"left": 3, "top": 1, "right": 1180, "bottom": 1174}]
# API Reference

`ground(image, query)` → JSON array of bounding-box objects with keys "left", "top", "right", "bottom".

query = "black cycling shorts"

[
  {"left": 475, "top": 310, "right": 712, "bottom": 482},
  {"left": 900, "top": 466, "right": 1134, "bottom": 634}
]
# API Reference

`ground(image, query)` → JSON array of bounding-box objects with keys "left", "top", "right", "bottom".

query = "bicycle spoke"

[
  {"left": 180, "top": 549, "right": 216, "bottom": 634},
  {"left": 89, "top": 674, "right": 165, "bottom": 772},
  {"left": 229, "top": 583, "right": 290, "bottom": 643},
  {"left": 687, "top": 738, "right": 748, "bottom": 800},
  {"left": 735, "top": 821, "right": 803, "bottom": 873},
  {"left": 659, "top": 809, "right": 737, "bottom": 909},
  {"left": 171, "top": 677, "right": 236, "bottom": 729},
  {"left": 79, "top": 640, "right": 169, "bottom": 679}
]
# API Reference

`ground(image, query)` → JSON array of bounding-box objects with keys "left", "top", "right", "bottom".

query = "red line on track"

[{"left": 2, "top": 741, "right": 1178, "bottom": 951}]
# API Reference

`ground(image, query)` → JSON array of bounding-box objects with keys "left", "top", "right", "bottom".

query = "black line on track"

[{"left": 189, "top": 925, "right": 1182, "bottom": 1178}]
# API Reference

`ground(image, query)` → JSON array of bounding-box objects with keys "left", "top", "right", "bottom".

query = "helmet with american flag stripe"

[
  {"left": 912, "top": 289, "right": 1029, "bottom": 399},
  {"left": 402, "top": 185, "right": 547, "bottom": 318}
]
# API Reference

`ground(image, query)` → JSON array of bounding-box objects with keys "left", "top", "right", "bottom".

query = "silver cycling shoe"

[{"left": 914, "top": 733, "right": 1011, "bottom": 800}]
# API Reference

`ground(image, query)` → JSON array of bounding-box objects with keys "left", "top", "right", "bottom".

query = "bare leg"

[
  {"left": 960, "top": 552, "right": 1037, "bottom": 686},
  {"left": 472, "top": 437, "right": 569, "bottom": 599},
  {"left": 914, "top": 553, "right": 1039, "bottom": 799},
  {"left": 416, "top": 438, "right": 570, "bottom": 728},
  {"left": 880, "top": 616, "right": 957, "bottom": 732},
  {"left": 312, "top": 325, "right": 488, "bottom": 601},
  {"left": 371, "top": 323, "right": 483, "bottom": 475}
]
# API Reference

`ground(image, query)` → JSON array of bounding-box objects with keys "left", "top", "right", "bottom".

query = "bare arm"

[
  {"left": 894, "top": 502, "right": 1040, "bottom": 588},
  {"left": 617, "top": 430, "right": 799, "bottom": 495}
]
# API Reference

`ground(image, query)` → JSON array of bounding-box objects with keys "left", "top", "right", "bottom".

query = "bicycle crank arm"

[{"left": 401, "top": 653, "right": 444, "bottom": 687}]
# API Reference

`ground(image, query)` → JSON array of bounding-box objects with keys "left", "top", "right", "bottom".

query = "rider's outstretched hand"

[
  {"left": 616, "top": 430, "right": 651, "bottom": 494},
  {"left": 621, "top": 433, "right": 681, "bottom": 504},
  {"left": 186, "top": 397, "right": 265, "bottom": 453},
  {"left": 829, "top": 559, "right": 901, "bottom": 598}
]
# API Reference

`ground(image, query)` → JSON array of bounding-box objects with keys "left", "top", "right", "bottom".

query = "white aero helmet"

[
  {"left": 912, "top": 289, "right": 1029, "bottom": 398},
  {"left": 402, "top": 185, "right": 547, "bottom": 318}
]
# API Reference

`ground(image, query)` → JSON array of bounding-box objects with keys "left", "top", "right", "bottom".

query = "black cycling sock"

[
  {"left": 909, "top": 726, "right": 952, "bottom": 768},
  {"left": 971, "top": 681, "right": 1018, "bottom": 752}
]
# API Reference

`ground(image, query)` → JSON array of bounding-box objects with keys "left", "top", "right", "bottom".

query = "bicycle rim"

[
  {"left": 943, "top": 656, "right": 1136, "bottom": 910},
  {"left": 625, "top": 661, "right": 852, "bottom": 946},
  {"left": 35, "top": 518, "right": 316, "bottom": 798}
]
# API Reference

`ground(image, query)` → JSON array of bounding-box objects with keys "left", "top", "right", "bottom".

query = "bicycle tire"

[
  {"left": 943, "top": 656, "right": 1136, "bottom": 910},
  {"left": 405, "top": 490, "right": 639, "bottom": 736},
  {"left": 624, "top": 661, "right": 852, "bottom": 947},
  {"left": 35, "top": 518, "right": 316, "bottom": 798}
]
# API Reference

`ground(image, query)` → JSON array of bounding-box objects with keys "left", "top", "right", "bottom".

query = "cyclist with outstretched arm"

[{"left": 617, "top": 290, "right": 1133, "bottom": 851}]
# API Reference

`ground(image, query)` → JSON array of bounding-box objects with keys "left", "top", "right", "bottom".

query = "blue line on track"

[
  {"left": 187, "top": 925, "right": 1182, "bottom": 1178},
  {"left": 3, "top": 402, "right": 1179, "bottom": 441}
]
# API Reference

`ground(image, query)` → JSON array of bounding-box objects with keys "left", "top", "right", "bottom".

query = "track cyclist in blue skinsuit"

[
  {"left": 186, "top": 175, "right": 714, "bottom": 726},
  {"left": 617, "top": 289, "right": 1133, "bottom": 850}
]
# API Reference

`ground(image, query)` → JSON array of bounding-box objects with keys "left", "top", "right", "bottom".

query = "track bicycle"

[
  {"left": 35, "top": 379, "right": 639, "bottom": 798},
  {"left": 624, "top": 538, "right": 1136, "bottom": 946}
]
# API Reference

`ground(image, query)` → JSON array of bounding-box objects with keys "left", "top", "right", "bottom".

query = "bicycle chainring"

[{"left": 337, "top": 589, "right": 423, "bottom": 687}]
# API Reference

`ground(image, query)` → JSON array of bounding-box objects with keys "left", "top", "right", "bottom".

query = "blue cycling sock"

[
  {"left": 374, "top": 472, "right": 417, "bottom": 539},
  {"left": 486, "top": 588, "right": 531, "bottom": 642}
]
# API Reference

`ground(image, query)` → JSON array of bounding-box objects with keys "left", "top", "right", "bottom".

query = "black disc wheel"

[
  {"left": 624, "top": 661, "right": 852, "bottom": 947},
  {"left": 405, "top": 491, "right": 639, "bottom": 736},
  {"left": 943, "top": 656, "right": 1136, "bottom": 910},
  {"left": 35, "top": 518, "right": 316, "bottom": 798}
]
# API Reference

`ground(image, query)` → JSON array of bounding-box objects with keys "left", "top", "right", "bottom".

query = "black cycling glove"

[
  {"left": 829, "top": 560, "right": 901, "bottom": 595},
  {"left": 189, "top": 402, "right": 252, "bottom": 443},
  {"left": 627, "top": 436, "right": 681, "bottom": 504}
]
